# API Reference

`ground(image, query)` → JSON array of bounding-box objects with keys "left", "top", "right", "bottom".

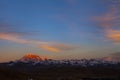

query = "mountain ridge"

[{"left": 19, "top": 54, "right": 48, "bottom": 62}]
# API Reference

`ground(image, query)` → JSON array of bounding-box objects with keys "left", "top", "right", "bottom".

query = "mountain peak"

[{"left": 20, "top": 54, "right": 47, "bottom": 62}]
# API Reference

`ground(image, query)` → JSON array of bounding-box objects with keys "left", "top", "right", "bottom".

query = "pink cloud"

[
  {"left": 0, "top": 32, "right": 77, "bottom": 52},
  {"left": 93, "top": 0, "right": 120, "bottom": 44},
  {"left": 40, "top": 43, "right": 77, "bottom": 52},
  {"left": 0, "top": 32, "right": 28, "bottom": 43},
  {"left": 106, "top": 29, "right": 120, "bottom": 43}
]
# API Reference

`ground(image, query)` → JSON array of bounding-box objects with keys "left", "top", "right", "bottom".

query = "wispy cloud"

[
  {"left": 93, "top": 0, "right": 120, "bottom": 44},
  {"left": 0, "top": 32, "right": 77, "bottom": 52},
  {"left": 94, "top": 12, "right": 120, "bottom": 29},
  {"left": 40, "top": 44, "right": 77, "bottom": 52},
  {"left": 0, "top": 32, "right": 27, "bottom": 43},
  {"left": 106, "top": 29, "right": 120, "bottom": 43},
  {"left": 0, "top": 32, "right": 47, "bottom": 44},
  {"left": 40, "top": 45, "right": 60, "bottom": 52}
]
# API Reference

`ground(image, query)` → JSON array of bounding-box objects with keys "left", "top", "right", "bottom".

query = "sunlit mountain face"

[{"left": 20, "top": 54, "right": 48, "bottom": 62}]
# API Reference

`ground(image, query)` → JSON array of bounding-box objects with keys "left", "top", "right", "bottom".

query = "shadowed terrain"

[{"left": 0, "top": 60, "right": 120, "bottom": 80}]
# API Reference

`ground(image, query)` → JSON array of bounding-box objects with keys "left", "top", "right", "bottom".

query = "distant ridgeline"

[
  {"left": 0, "top": 54, "right": 120, "bottom": 80},
  {"left": 10, "top": 54, "right": 120, "bottom": 66}
]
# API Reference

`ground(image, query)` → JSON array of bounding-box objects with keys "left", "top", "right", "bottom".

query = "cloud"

[
  {"left": 0, "top": 32, "right": 77, "bottom": 52},
  {"left": 40, "top": 44, "right": 77, "bottom": 52},
  {"left": 40, "top": 45, "right": 60, "bottom": 52},
  {"left": 93, "top": 0, "right": 120, "bottom": 44},
  {"left": 106, "top": 29, "right": 120, "bottom": 43},
  {"left": 0, "top": 32, "right": 28, "bottom": 43},
  {"left": 93, "top": 12, "right": 120, "bottom": 29},
  {"left": 0, "top": 21, "right": 47, "bottom": 44},
  {"left": 96, "top": 0, "right": 120, "bottom": 24},
  {"left": 93, "top": 1, "right": 120, "bottom": 29},
  {"left": 0, "top": 32, "right": 47, "bottom": 44}
]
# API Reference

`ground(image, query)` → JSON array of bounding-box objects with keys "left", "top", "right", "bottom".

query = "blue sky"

[{"left": 0, "top": 0, "right": 120, "bottom": 62}]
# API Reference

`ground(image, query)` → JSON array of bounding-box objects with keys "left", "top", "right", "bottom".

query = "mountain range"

[
  {"left": 3, "top": 53, "right": 120, "bottom": 67},
  {"left": 0, "top": 54, "right": 120, "bottom": 80}
]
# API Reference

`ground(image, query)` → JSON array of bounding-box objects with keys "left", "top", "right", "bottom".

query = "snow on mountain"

[
  {"left": 19, "top": 54, "right": 48, "bottom": 62},
  {"left": 6, "top": 54, "right": 120, "bottom": 67}
]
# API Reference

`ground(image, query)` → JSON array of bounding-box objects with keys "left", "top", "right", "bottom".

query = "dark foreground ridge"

[{"left": 0, "top": 54, "right": 120, "bottom": 80}]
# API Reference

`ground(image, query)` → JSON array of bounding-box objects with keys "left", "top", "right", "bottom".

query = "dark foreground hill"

[{"left": 0, "top": 60, "right": 120, "bottom": 80}]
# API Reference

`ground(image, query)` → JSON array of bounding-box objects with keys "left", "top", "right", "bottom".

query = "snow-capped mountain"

[
  {"left": 4, "top": 54, "right": 120, "bottom": 67},
  {"left": 19, "top": 54, "right": 48, "bottom": 62}
]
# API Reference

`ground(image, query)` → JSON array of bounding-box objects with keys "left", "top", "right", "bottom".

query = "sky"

[{"left": 0, "top": 0, "right": 120, "bottom": 62}]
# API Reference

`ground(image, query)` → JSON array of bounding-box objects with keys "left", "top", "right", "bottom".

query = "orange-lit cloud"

[
  {"left": 93, "top": 10, "right": 120, "bottom": 29},
  {"left": 0, "top": 32, "right": 28, "bottom": 43},
  {"left": 0, "top": 32, "right": 77, "bottom": 52},
  {"left": 93, "top": 0, "right": 120, "bottom": 44},
  {"left": 40, "top": 44, "right": 77, "bottom": 52},
  {"left": 106, "top": 29, "right": 120, "bottom": 43},
  {"left": 93, "top": 0, "right": 120, "bottom": 28},
  {"left": 0, "top": 32, "right": 47, "bottom": 44},
  {"left": 40, "top": 45, "right": 60, "bottom": 52}
]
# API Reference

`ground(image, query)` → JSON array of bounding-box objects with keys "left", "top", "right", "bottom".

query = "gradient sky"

[{"left": 0, "top": 0, "right": 120, "bottom": 62}]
